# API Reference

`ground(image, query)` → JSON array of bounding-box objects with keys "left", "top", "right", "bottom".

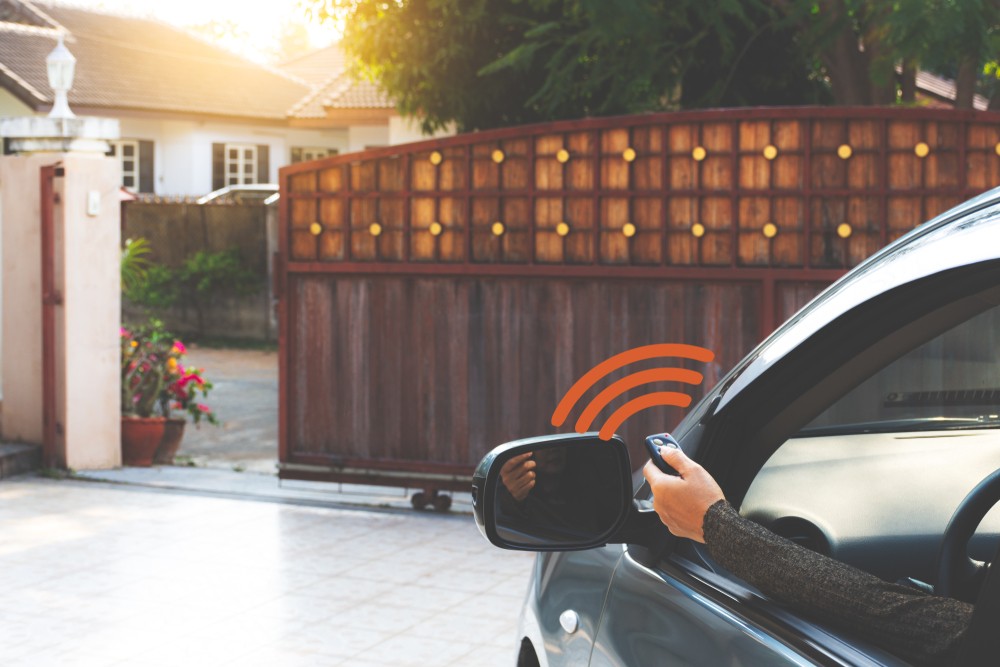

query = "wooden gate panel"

[
  {"left": 286, "top": 275, "right": 761, "bottom": 470},
  {"left": 279, "top": 107, "right": 1000, "bottom": 490}
]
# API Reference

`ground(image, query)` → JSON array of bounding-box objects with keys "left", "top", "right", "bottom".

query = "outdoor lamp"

[{"left": 46, "top": 34, "right": 76, "bottom": 119}]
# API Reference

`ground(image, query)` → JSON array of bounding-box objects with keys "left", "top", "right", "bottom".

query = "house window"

[
  {"left": 110, "top": 140, "right": 139, "bottom": 189},
  {"left": 225, "top": 144, "right": 258, "bottom": 186},
  {"left": 212, "top": 143, "right": 269, "bottom": 191},
  {"left": 108, "top": 139, "right": 154, "bottom": 193},
  {"left": 291, "top": 147, "right": 337, "bottom": 164}
]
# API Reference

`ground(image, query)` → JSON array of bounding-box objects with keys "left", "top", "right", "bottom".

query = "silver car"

[{"left": 473, "top": 187, "right": 1000, "bottom": 665}]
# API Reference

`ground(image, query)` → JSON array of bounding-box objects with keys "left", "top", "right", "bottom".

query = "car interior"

[{"left": 735, "top": 298, "right": 1000, "bottom": 598}]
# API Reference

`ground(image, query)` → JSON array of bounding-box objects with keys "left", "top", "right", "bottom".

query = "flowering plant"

[{"left": 120, "top": 320, "right": 218, "bottom": 426}]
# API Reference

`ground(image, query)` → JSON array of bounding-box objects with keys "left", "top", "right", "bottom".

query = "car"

[
  {"left": 472, "top": 186, "right": 1000, "bottom": 666},
  {"left": 195, "top": 184, "right": 279, "bottom": 205}
]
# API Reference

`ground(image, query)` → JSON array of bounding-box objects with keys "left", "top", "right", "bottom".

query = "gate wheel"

[
  {"left": 433, "top": 494, "right": 453, "bottom": 512},
  {"left": 410, "top": 492, "right": 428, "bottom": 510}
]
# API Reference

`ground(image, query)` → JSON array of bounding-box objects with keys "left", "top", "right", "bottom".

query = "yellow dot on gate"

[
  {"left": 763, "top": 145, "right": 778, "bottom": 160},
  {"left": 763, "top": 222, "right": 778, "bottom": 238},
  {"left": 837, "top": 144, "right": 853, "bottom": 160},
  {"left": 492, "top": 221, "right": 505, "bottom": 236},
  {"left": 914, "top": 142, "right": 930, "bottom": 158},
  {"left": 622, "top": 147, "right": 637, "bottom": 162},
  {"left": 556, "top": 222, "right": 570, "bottom": 237},
  {"left": 622, "top": 222, "right": 637, "bottom": 238},
  {"left": 491, "top": 149, "right": 505, "bottom": 164},
  {"left": 837, "top": 223, "right": 852, "bottom": 239},
  {"left": 995, "top": 143, "right": 1000, "bottom": 156},
  {"left": 369, "top": 222, "right": 382, "bottom": 237},
  {"left": 556, "top": 149, "right": 570, "bottom": 163},
  {"left": 691, "top": 223, "right": 706, "bottom": 238},
  {"left": 429, "top": 222, "right": 443, "bottom": 236},
  {"left": 309, "top": 222, "right": 322, "bottom": 236},
  {"left": 429, "top": 151, "right": 443, "bottom": 165},
  {"left": 692, "top": 146, "right": 707, "bottom": 161}
]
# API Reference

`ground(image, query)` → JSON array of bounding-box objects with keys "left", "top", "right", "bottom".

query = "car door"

[{"left": 592, "top": 199, "right": 1000, "bottom": 666}]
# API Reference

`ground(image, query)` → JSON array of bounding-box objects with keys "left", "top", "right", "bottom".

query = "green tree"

[
  {"left": 321, "top": 0, "right": 821, "bottom": 132},
  {"left": 776, "top": 0, "right": 1000, "bottom": 107},
  {"left": 315, "top": 0, "right": 1000, "bottom": 133}
]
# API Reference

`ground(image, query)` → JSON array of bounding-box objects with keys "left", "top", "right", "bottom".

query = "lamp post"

[{"left": 46, "top": 34, "right": 76, "bottom": 119}]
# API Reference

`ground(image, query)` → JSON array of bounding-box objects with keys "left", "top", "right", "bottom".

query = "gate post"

[{"left": 0, "top": 116, "right": 121, "bottom": 469}]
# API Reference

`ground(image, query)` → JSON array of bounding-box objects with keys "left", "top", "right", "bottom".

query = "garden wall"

[{"left": 121, "top": 200, "right": 278, "bottom": 342}]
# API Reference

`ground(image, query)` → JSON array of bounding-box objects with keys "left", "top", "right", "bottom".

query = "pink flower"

[
  {"left": 172, "top": 340, "right": 187, "bottom": 354},
  {"left": 197, "top": 404, "right": 211, "bottom": 412}
]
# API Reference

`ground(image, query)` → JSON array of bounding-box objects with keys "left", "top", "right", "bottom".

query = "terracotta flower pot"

[
  {"left": 153, "top": 418, "right": 187, "bottom": 465},
  {"left": 121, "top": 416, "right": 167, "bottom": 467}
]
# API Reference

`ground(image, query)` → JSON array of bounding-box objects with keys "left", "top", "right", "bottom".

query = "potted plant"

[{"left": 120, "top": 320, "right": 217, "bottom": 466}]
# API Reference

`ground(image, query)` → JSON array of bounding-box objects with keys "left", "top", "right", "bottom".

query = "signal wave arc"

[
  {"left": 551, "top": 343, "right": 715, "bottom": 428},
  {"left": 573, "top": 368, "right": 703, "bottom": 433},
  {"left": 598, "top": 392, "right": 693, "bottom": 441}
]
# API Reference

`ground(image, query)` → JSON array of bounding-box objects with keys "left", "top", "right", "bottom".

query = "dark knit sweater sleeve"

[{"left": 703, "top": 500, "right": 972, "bottom": 665}]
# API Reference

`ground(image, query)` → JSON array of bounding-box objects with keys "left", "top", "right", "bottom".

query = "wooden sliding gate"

[{"left": 276, "top": 107, "right": 1000, "bottom": 503}]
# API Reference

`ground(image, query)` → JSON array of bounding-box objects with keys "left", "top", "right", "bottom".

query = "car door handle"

[{"left": 559, "top": 609, "right": 579, "bottom": 634}]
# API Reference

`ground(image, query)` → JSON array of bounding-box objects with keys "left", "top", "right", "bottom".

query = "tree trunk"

[
  {"left": 955, "top": 58, "right": 978, "bottom": 109},
  {"left": 900, "top": 59, "right": 917, "bottom": 103}
]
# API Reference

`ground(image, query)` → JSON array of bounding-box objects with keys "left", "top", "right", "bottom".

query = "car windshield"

[{"left": 799, "top": 302, "right": 1000, "bottom": 436}]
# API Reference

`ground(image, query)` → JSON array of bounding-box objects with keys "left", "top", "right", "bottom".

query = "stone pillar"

[{"left": 0, "top": 116, "right": 121, "bottom": 469}]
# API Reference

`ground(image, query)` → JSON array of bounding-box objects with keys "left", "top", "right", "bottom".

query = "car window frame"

[{"left": 628, "top": 263, "right": 1000, "bottom": 666}]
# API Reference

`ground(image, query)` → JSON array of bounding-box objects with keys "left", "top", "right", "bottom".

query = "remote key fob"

[{"left": 644, "top": 433, "right": 681, "bottom": 476}]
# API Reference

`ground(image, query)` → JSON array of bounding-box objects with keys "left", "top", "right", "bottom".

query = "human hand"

[
  {"left": 500, "top": 452, "right": 537, "bottom": 501},
  {"left": 642, "top": 445, "right": 724, "bottom": 543}
]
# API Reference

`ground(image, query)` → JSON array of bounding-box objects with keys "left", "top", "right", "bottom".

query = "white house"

[{"left": 0, "top": 0, "right": 446, "bottom": 196}]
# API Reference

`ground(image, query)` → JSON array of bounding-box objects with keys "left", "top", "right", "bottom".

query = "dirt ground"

[{"left": 177, "top": 346, "right": 278, "bottom": 473}]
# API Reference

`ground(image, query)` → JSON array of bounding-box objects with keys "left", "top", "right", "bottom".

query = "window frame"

[
  {"left": 224, "top": 143, "right": 258, "bottom": 186},
  {"left": 109, "top": 139, "right": 140, "bottom": 190}
]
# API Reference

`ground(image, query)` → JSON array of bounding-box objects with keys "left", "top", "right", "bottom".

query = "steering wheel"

[{"left": 936, "top": 468, "right": 1000, "bottom": 602}]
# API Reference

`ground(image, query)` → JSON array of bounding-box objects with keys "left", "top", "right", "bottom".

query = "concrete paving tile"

[
  {"left": 364, "top": 583, "right": 476, "bottom": 612},
  {"left": 327, "top": 599, "right": 439, "bottom": 634},
  {"left": 287, "top": 574, "right": 396, "bottom": 601},
  {"left": 239, "top": 594, "right": 356, "bottom": 624},
  {"left": 349, "top": 632, "right": 478, "bottom": 666},
  {"left": 283, "top": 625, "right": 385, "bottom": 658},
  {"left": 450, "top": 641, "right": 519, "bottom": 666},
  {"left": 418, "top": 606, "right": 520, "bottom": 648},
  {"left": 221, "top": 643, "right": 345, "bottom": 666}
]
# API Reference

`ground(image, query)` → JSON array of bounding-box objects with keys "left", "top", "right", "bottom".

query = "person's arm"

[{"left": 643, "top": 446, "right": 972, "bottom": 665}]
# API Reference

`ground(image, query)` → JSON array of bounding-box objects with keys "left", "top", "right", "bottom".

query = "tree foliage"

[
  {"left": 321, "top": 0, "right": 822, "bottom": 132},
  {"left": 776, "top": 0, "right": 1000, "bottom": 107},
  {"left": 312, "top": 0, "right": 1000, "bottom": 133}
]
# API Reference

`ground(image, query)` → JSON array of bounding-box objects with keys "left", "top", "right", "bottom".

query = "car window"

[
  {"left": 800, "top": 303, "right": 1000, "bottom": 436},
  {"left": 741, "top": 300, "right": 1000, "bottom": 584}
]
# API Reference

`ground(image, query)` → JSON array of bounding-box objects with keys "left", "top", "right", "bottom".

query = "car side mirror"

[{"left": 472, "top": 433, "right": 649, "bottom": 551}]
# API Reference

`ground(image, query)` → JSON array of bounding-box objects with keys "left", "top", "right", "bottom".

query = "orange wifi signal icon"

[{"left": 551, "top": 343, "right": 715, "bottom": 441}]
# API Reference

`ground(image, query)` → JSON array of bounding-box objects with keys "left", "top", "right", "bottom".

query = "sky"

[{"left": 58, "top": 0, "right": 339, "bottom": 63}]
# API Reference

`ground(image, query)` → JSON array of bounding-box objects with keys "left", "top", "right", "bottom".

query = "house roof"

[
  {"left": 279, "top": 44, "right": 346, "bottom": 87},
  {"left": 281, "top": 44, "right": 395, "bottom": 119},
  {"left": 915, "top": 70, "right": 989, "bottom": 111},
  {"left": 289, "top": 69, "right": 394, "bottom": 119},
  {"left": 0, "top": 0, "right": 310, "bottom": 120}
]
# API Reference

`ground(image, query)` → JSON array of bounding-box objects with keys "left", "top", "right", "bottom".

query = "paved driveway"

[
  {"left": 178, "top": 347, "right": 278, "bottom": 473},
  {"left": 0, "top": 476, "right": 533, "bottom": 666}
]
